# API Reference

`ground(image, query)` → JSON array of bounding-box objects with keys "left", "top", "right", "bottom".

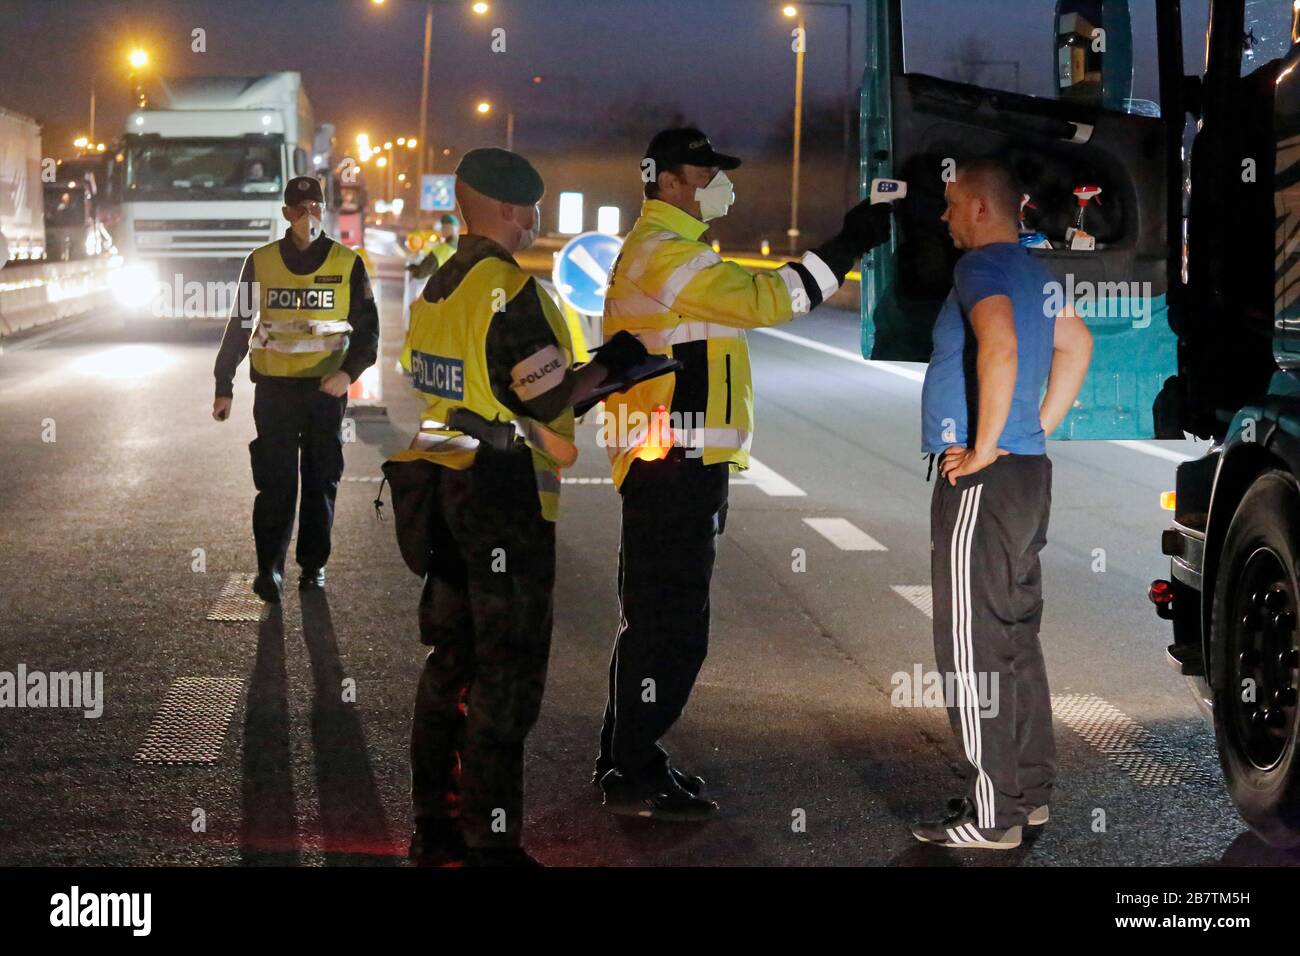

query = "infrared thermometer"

[{"left": 870, "top": 178, "right": 908, "bottom": 204}]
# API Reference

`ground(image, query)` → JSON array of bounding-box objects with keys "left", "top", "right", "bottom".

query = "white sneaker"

[{"left": 1027, "top": 805, "right": 1049, "bottom": 826}]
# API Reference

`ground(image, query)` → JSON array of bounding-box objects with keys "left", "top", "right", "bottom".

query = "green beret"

[{"left": 455, "top": 147, "right": 545, "bottom": 205}]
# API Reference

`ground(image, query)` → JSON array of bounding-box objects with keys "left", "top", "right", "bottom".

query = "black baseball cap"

[
  {"left": 643, "top": 128, "right": 742, "bottom": 172},
  {"left": 283, "top": 176, "right": 324, "bottom": 206}
]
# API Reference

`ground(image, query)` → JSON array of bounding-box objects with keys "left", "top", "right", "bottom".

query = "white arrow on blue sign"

[{"left": 552, "top": 231, "right": 623, "bottom": 316}]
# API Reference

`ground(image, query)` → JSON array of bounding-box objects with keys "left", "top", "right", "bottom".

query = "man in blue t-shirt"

[{"left": 911, "top": 157, "right": 1093, "bottom": 851}]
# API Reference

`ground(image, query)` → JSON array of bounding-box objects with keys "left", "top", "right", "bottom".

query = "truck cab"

[
  {"left": 113, "top": 72, "right": 315, "bottom": 319},
  {"left": 862, "top": 0, "right": 1300, "bottom": 846}
]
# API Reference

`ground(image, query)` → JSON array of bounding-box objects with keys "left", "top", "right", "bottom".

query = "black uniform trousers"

[
  {"left": 249, "top": 379, "right": 346, "bottom": 578},
  {"left": 410, "top": 446, "right": 555, "bottom": 849},
  {"left": 598, "top": 448, "right": 730, "bottom": 786},
  {"left": 930, "top": 453, "right": 1055, "bottom": 830}
]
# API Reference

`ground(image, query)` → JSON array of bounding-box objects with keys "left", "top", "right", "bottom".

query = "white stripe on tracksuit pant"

[{"left": 930, "top": 454, "right": 1056, "bottom": 831}]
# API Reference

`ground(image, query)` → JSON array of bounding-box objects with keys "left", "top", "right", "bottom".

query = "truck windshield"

[{"left": 124, "top": 138, "right": 283, "bottom": 201}]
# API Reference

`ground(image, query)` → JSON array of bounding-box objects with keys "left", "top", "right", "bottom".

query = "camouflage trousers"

[{"left": 410, "top": 446, "right": 556, "bottom": 849}]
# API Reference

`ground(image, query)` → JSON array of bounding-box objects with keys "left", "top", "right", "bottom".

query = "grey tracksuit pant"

[{"left": 930, "top": 454, "right": 1056, "bottom": 830}]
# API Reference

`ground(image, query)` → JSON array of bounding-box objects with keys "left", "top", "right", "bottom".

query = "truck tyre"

[{"left": 1211, "top": 470, "right": 1300, "bottom": 846}]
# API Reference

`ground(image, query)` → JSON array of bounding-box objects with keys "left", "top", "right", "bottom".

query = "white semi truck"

[
  {"left": 112, "top": 71, "right": 317, "bottom": 317},
  {"left": 0, "top": 106, "right": 45, "bottom": 264}
]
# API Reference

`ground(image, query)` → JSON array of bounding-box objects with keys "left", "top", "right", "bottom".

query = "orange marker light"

[
  {"left": 635, "top": 405, "right": 673, "bottom": 461},
  {"left": 1160, "top": 491, "right": 1176, "bottom": 511}
]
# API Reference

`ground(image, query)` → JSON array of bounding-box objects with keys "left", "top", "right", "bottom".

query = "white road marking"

[
  {"left": 744, "top": 456, "right": 806, "bottom": 496},
  {"left": 803, "top": 517, "right": 887, "bottom": 551},
  {"left": 755, "top": 326, "right": 925, "bottom": 381},
  {"left": 207, "top": 572, "right": 264, "bottom": 622},
  {"left": 1105, "top": 439, "right": 1195, "bottom": 464},
  {"left": 1051, "top": 693, "right": 1211, "bottom": 786},
  {"left": 755, "top": 326, "right": 1199, "bottom": 465},
  {"left": 134, "top": 677, "right": 244, "bottom": 764},
  {"left": 892, "top": 584, "right": 934, "bottom": 618}
]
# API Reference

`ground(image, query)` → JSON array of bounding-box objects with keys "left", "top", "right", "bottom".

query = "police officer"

[
  {"left": 395, "top": 148, "right": 646, "bottom": 866},
  {"left": 595, "top": 128, "right": 894, "bottom": 819},
  {"left": 407, "top": 213, "right": 462, "bottom": 281},
  {"left": 212, "top": 175, "right": 378, "bottom": 603}
]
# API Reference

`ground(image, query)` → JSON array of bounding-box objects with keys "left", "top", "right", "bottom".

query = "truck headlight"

[{"left": 110, "top": 262, "right": 160, "bottom": 309}]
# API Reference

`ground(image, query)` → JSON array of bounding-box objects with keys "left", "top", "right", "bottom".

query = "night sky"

[
  {"left": 1, "top": 1, "right": 1211, "bottom": 154},
  {"left": 0, "top": 0, "right": 870, "bottom": 157}
]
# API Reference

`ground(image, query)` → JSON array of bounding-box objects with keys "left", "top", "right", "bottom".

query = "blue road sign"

[
  {"left": 552, "top": 231, "right": 622, "bottom": 316},
  {"left": 420, "top": 174, "right": 456, "bottom": 212}
]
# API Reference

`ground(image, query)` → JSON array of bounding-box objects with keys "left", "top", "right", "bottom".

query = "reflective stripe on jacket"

[
  {"left": 249, "top": 240, "right": 357, "bottom": 378},
  {"left": 602, "top": 199, "right": 837, "bottom": 488}
]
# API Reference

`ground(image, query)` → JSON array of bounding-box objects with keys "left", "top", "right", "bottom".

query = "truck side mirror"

[{"left": 1055, "top": 0, "right": 1134, "bottom": 111}]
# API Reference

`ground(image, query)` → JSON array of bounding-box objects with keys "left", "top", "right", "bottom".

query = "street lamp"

[
  {"left": 782, "top": 6, "right": 805, "bottom": 254},
  {"left": 127, "top": 47, "right": 150, "bottom": 109},
  {"left": 779, "top": 2, "right": 856, "bottom": 212},
  {"left": 474, "top": 100, "right": 514, "bottom": 152},
  {"left": 401, "top": 1, "right": 492, "bottom": 217}
]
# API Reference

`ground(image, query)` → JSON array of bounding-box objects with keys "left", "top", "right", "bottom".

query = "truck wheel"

[{"left": 1211, "top": 470, "right": 1300, "bottom": 846}]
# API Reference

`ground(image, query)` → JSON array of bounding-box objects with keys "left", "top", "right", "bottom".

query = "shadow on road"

[
  {"left": 1213, "top": 829, "right": 1300, "bottom": 865},
  {"left": 240, "top": 604, "right": 300, "bottom": 865},
  {"left": 300, "top": 591, "right": 398, "bottom": 865}
]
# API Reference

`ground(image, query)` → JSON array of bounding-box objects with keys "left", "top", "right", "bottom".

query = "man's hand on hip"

[
  {"left": 212, "top": 396, "right": 232, "bottom": 421},
  {"left": 319, "top": 370, "right": 352, "bottom": 397},
  {"left": 939, "top": 445, "right": 1008, "bottom": 486}
]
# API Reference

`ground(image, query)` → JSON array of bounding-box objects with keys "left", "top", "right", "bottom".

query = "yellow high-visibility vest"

[
  {"left": 249, "top": 241, "right": 357, "bottom": 378},
  {"left": 603, "top": 199, "right": 821, "bottom": 489},
  {"left": 394, "top": 256, "right": 576, "bottom": 521}
]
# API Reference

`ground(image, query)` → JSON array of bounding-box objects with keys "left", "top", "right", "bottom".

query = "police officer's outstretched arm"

[
  {"left": 649, "top": 201, "right": 893, "bottom": 331},
  {"left": 212, "top": 253, "right": 257, "bottom": 421}
]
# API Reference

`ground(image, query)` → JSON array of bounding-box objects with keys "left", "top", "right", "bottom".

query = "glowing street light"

[
  {"left": 376, "top": 156, "right": 388, "bottom": 168},
  {"left": 406, "top": 137, "right": 417, "bottom": 148},
  {"left": 74, "top": 136, "right": 89, "bottom": 149},
  {"left": 128, "top": 48, "right": 149, "bottom": 70},
  {"left": 476, "top": 100, "right": 492, "bottom": 114},
  {"left": 472, "top": 2, "right": 490, "bottom": 14}
]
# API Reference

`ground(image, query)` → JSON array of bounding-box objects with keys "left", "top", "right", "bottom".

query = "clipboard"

[{"left": 573, "top": 354, "right": 682, "bottom": 416}]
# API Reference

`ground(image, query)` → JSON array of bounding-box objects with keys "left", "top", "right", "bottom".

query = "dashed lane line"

[
  {"left": 891, "top": 584, "right": 934, "bottom": 618},
  {"left": 804, "top": 517, "right": 888, "bottom": 551}
]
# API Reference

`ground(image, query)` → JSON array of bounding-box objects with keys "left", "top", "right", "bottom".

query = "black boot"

[
  {"left": 252, "top": 570, "right": 282, "bottom": 604},
  {"left": 600, "top": 769, "right": 717, "bottom": 821},
  {"left": 298, "top": 567, "right": 326, "bottom": 591}
]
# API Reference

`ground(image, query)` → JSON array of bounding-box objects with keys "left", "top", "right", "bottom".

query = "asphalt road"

[{"left": 0, "top": 253, "right": 1292, "bottom": 867}]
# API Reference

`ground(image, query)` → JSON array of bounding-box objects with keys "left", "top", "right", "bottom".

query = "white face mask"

[
  {"left": 694, "top": 171, "right": 736, "bottom": 222},
  {"left": 516, "top": 206, "right": 540, "bottom": 251},
  {"left": 292, "top": 211, "right": 323, "bottom": 243}
]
